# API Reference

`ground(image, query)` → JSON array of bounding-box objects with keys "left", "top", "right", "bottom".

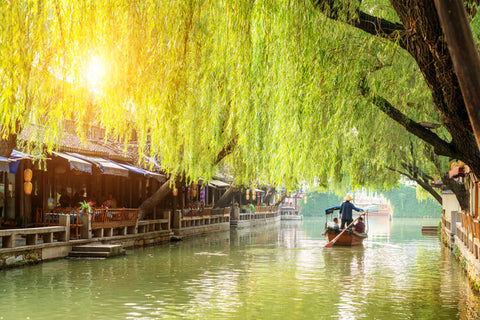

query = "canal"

[{"left": 0, "top": 217, "right": 479, "bottom": 319}]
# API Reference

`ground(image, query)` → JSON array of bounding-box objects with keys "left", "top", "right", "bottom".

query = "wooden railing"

[
  {"left": 254, "top": 206, "right": 275, "bottom": 213},
  {"left": 91, "top": 208, "right": 138, "bottom": 228},
  {"left": 35, "top": 208, "right": 83, "bottom": 239}
]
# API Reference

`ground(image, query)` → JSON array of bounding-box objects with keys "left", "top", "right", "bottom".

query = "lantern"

[
  {"left": 24, "top": 182, "right": 33, "bottom": 195},
  {"left": 24, "top": 168, "right": 33, "bottom": 182},
  {"left": 252, "top": 190, "right": 256, "bottom": 201},
  {"left": 172, "top": 187, "right": 178, "bottom": 197},
  {"left": 246, "top": 189, "right": 250, "bottom": 200},
  {"left": 192, "top": 182, "right": 197, "bottom": 197}
]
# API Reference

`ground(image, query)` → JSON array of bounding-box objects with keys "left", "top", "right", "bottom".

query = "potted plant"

[{"left": 79, "top": 200, "right": 94, "bottom": 214}]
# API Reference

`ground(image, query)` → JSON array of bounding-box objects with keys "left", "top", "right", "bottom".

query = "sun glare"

[{"left": 85, "top": 55, "right": 105, "bottom": 95}]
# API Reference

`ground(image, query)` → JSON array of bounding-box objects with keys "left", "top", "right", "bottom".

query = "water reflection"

[{"left": 0, "top": 217, "right": 478, "bottom": 319}]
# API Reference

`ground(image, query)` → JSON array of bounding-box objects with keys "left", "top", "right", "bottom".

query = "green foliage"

[
  {"left": 302, "top": 192, "right": 344, "bottom": 216},
  {"left": 0, "top": 1, "right": 462, "bottom": 194},
  {"left": 453, "top": 245, "right": 461, "bottom": 259},
  {"left": 384, "top": 184, "right": 441, "bottom": 217}
]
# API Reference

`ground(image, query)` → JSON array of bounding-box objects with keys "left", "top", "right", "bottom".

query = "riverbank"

[{"left": 0, "top": 205, "right": 281, "bottom": 269}]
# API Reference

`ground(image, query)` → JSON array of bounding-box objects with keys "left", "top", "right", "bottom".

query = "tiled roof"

[{"left": 19, "top": 125, "right": 133, "bottom": 162}]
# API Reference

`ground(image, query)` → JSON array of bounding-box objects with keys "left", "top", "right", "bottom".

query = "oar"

[{"left": 325, "top": 212, "right": 365, "bottom": 248}]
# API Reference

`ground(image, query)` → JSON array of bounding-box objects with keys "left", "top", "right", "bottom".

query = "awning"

[
  {"left": 9, "top": 150, "right": 34, "bottom": 174},
  {"left": 208, "top": 179, "right": 230, "bottom": 188},
  {"left": 105, "top": 159, "right": 165, "bottom": 179},
  {"left": 66, "top": 152, "right": 129, "bottom": 177},
  {"left": 53, "top": 152, "right": 92, "bottom": 174}
]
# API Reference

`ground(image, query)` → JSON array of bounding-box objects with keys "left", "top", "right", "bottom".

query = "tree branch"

[
  {"left": 387, "top": 166, "right": 442, "bottom": 204},
  {"left": 360, "top": 79, "right": 457, "bottom": 158},
  {"left": 215, "top": 138, "right": 237, "bottom": 165},
  {"left": 314, "top": 1, "right": 406, "bottom": 45}
]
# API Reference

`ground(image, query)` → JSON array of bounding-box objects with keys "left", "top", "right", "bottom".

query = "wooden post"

[
  {"left": 435, "top": 0, "right": 480, "bottom": 149},
  {"left": 18, "top": 161, "right": 25, "bottom": 226},
  {"left": 173, "top": 210, "right": 181, "bottom": 229}
]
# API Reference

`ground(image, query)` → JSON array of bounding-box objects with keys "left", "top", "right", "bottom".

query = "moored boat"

[{"left": 280, "top": 206, "right": 303, "bottom": 220}]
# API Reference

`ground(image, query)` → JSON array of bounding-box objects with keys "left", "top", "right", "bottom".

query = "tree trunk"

[
  {"left": 434, "top": 0, "right": 480, "bottom": 153},
  {"left": 214, "top": 186, "right": 235, "bottom": 208},
  {"left": 0, "top": 133, "right": 17, "bottom": 158},
  {"left": 138, "top": 177, "right": 170, "bottom": 220},
  {"left": 263, "top": 187, "right": 276, "bottom": 204},
  {"left": 442, "top": 175, "right": 470, "bottom": 211}
]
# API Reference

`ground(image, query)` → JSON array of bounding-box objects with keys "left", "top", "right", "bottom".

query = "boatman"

[{"left": 339, "top": 195, "right": 365, "bottom": 229}]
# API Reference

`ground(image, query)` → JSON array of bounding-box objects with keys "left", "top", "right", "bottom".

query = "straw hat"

[{"left": 344, "top": 195, "right": 353, "bottom": 201}]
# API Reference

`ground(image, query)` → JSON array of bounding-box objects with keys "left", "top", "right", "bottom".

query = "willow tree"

[{"left": 1, "top": 0, "right": 479, "bottom": 215}]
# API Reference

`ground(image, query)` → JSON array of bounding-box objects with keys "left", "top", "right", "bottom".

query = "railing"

[
  {"left": 178, "top": 207, "right": 231, "bottom": 228},
  {"left": 239, "top": 206, "right": 280, "bottom": 221},
  {"left": 458, "top": 211, "right": 480, "bottom": 259},
  {"left": 254, "top": 206, "right": 275, "bottom": 213},
  {"left": 35, "top": 208, "right": 83, "bottom": 239},
  {"left": 90, "top": 207, "right": 139, "bottom": 238},
  {"left": 91, "top": 208, "right": 138, "bottom": 228},
  {"left": 0, "top": 226, "right": 67, "bottom": 248}
]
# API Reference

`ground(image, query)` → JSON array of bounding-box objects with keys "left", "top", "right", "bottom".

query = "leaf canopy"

[{"left": 0, "top": 0, "right": 459, "bottom": 192}]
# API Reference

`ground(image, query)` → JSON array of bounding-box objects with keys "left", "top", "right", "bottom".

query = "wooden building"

[{"left": 0, "top": 123, "right": 165, "bottom": 228}]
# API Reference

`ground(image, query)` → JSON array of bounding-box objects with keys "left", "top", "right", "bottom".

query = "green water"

[{"left": 0, "top": 217, "right": 479, "bottom": 319}]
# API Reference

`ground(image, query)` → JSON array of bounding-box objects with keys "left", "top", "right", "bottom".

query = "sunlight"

[{"left": 85, "top": 55, "right": 106, "bottom": 95}]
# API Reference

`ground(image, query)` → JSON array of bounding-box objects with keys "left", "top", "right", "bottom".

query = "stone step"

[
  {"left": 68, "top": 244, "right": 125, "bottom": 259},
  {"left": 68, "top": 251, "right": 111, "bottom": 258},
  {"left": 72, "top": 244, "right": 123, "bottom": 253}
]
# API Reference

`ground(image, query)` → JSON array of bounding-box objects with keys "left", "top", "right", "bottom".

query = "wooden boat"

[
  {"left": 323, "top": 206, "right": 367, "bottom": 246},
  {"left": 324, "top": 229, "right": 367, "bottom": 246}
]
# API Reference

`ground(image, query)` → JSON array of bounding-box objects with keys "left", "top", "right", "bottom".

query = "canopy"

[
  {"left": 105, "top": 159, "right": 165, "bottom": 179},
  {"left": 66, "top": 153, "right": 129, "bottom": 177},
  {"left": 325, "top": 206, "right": 340, "bottom": 215},
  {"left": 53, "top": 152, "right": 92, "bottom": 174},
  {"left": 9, "top": 150, "right": 36, "bottom": 174},
  {"left": 208, "top": 179, "right": 230, "bottom": 188},
  {"left": 0, "top": 149, "right": 45, "bottom": 174}
]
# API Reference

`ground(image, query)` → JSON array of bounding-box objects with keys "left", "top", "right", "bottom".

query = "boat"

[
  {"left": 280, "top": 206, "right": 303, "bottom": 220},
  {"left": 324, "top": 228, "right": 367, "bottom": 246},
  {"left": 354, "top": 195, "right": 393, "bottom": 217},
  {"left": 323, "top": 206, "right": 367, "bottom": 246}
]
